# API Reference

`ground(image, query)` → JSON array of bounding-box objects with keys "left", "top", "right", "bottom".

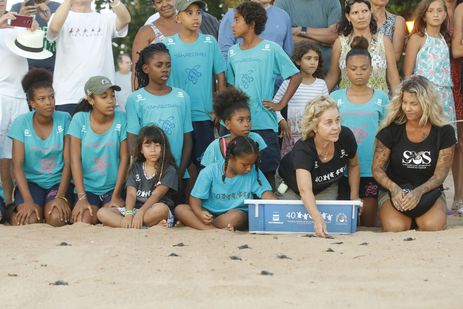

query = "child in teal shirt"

[
  {"left": 176, "top": 136, "right": 277, "bottom": 231},
  {"left": 8, "top": 68, "right": 72, "bottom": 226},
  {"left": 164, "top": 0, "right": 226, "bottom": 166},
  {"left": 226, "top": 1, "right": 301, "bottom": 189},
  {"left": 68, "top": 76, "right": 129, "bottom": 225}
]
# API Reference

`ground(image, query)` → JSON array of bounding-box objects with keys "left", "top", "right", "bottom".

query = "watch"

[{"left": 300, "top": 26, "right": 307, "bottom": 37}]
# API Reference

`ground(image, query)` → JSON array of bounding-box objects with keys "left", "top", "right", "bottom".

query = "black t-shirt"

[
  {"left": 376, "top": 123, "right": 456, "bottom": 187},
  {"left": 126, "top": 163, "right": 178, "bottom": 209},
  {"left": 279, "top": 126, "right": 357, "bottom": 194}
]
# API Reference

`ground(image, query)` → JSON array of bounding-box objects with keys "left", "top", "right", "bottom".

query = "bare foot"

[
  {"left": 174, "top": 220, "right": 183, "bottom": 227},
  {"left": 222, "top": 224, "right": 235, "bottom": 232},
  {"left": 157, "top": 219, "right": 168, "bottom": 227}
]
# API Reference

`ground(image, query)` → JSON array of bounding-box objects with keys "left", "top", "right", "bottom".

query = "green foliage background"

[{"left": 97, "top": 0, "right": 421, "bottom": 59}]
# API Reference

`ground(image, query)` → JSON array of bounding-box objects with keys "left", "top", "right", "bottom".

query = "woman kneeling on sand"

[
  {"left": 278, "top": 96, "right": 360, "bottom": 238},
  {"left": 372, "top": 76, "right": 456, "bottom": 232}
]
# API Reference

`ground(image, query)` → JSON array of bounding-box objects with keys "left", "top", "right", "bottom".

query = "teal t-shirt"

[
  {"left": 8, "top": 111, "right": 71, "bottom": 189},
  {"left": 163, "top": 34, "right": 226, "bottom": 121},
  {"left": 200, "top": 132, "right": 267, "bottom": 167},
  {"left": 227, "top": 40, "right": 299, "bottom": 132},
  {"left": 331, "top": 89, "right": 389, "bottom": 177},
  {"left": 191, "top": 162, "right": 271, "bottom": 215},
  {"left": 125, "top": 87, "right": 193, "bottom": 171},
  {"left": 67, "top": 111, "right": 127, "bottom": 195}
]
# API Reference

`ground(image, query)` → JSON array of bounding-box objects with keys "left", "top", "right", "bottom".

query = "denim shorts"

[
  {"left": 252, "top": 129, "right": 280, "bottom": 173},
  {"left": 74, "top": 190, "right": 113, "bottom": 208},
  {"left": 0, "top": 197, "right": 6, "bottom": 223},
  {"left": 191, "top": 120, "right": 215, "bottom": 165},
  {"left": 14, "top": 182, "right": 62, "bottom": 209}
]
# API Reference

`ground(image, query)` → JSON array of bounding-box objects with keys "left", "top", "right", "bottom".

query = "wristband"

[
  {"left": 56, "top": 195, "right": 69, "bottom": 205},
  {"left": 125, "top": 210, "right": 134, "bottom": 215},
  {"left": 111, "top": 1, "right": 122, "bottom": 8}
]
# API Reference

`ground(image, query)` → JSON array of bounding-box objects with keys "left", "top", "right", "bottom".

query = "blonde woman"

[
  {"left": 372, "top": 76, "right": 456, "bottom": 232},
  {"left": 278, "top": 96, "right": 360, "bottom": 238}
]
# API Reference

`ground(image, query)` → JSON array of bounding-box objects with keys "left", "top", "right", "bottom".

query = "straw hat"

[{"left": 6, "top": 29, "right": 52, "bottom": 60}]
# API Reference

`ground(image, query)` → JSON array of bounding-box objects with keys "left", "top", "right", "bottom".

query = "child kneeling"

[{"left": 176, "top": 136, "right": 277, "bottom": 230}]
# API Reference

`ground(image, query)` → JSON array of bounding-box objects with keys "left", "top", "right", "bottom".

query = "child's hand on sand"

[
  {"left": 121, "top": 213, "right": 133, "bottom": 228},
  {"left": 72, "top": 199, "right": 93, "bottom": 223}
]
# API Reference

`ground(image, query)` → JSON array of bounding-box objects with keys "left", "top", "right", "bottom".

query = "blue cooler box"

[{"left": 245, "top": 199, "right": 362, "bottom": 234}]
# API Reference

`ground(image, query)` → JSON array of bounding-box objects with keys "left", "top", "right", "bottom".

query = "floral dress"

[
  {"left": 339, "top": 33, "right": 389, "bottom": 93},
  {"left": 414, "top": 33, "right": 457, "bottom": 132},
  {"left": 378, "top": 12, "right": 396, "bottom": 42}
]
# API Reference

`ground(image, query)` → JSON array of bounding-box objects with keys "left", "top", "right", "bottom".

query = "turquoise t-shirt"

[
  {"left": 227, "top": 40, "right": 299, "bottom": 132},
  {"left": 125, "top": 87, "right": 193, "bottom": 171},
  {"left": 331, "top": 89, "right": 389, "bottom": 177},
  {"left": 67, "top": 111, "right": 127, "bottom": 195},
  {"left": 8, "top": 111, "right": 71, "bottom": 189},
  {"left": 200, "top": 132, "right": 267, "bottom": 167},
  {"left": 163, "top": 34, "right": 226, "bottom": 121},
  {"left": 191, "top": 162, "right": 271, "bottom": 215}
]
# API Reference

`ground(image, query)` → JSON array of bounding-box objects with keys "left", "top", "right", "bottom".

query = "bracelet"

[
  {"left": 56, "top": 196, "right": 69, "bottom": 205},
  {"left": 110, "top": 1, "right": 122, "bottom": 8},
  {"left": 77, "top": 193, "right": 87, "bottom": 201},
  {"left": 125, "top": 210, "right": 134, "bottom": 215}
]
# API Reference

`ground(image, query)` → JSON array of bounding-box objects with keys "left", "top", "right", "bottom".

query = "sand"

[{"left": 0, "top": 175, "right": 462, "bottom": 309}]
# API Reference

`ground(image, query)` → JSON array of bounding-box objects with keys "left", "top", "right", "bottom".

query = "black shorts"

[
  {"left": 252, "top": 129, "right": 280, "bottom": 173},
  {"left": 338, "top": 176, "right": 379, "bottom": 199},
  {"left": 191, "top": 120, "right": 215, "bottom": 165}
]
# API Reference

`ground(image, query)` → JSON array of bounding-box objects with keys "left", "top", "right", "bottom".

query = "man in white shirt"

[{"left": 47, "top": 0, "right": 131, "bottom": 115}]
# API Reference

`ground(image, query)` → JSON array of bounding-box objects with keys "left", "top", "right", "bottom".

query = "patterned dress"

[
  {"left": 414, "top": 33, "right": 457, "bottom": 132},
  {"left": 149, "top": 23, "right": 166, "bottom": 44},
  {"left": 339, "top": 33, "right": 389, "bottom": 93},
  {"left": 378, "top": 12, "right": 396, "bottom": 42}
]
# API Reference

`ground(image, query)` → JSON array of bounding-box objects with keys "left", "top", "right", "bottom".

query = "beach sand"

[{"left": 0, "top": 174, "right": 462, "bottom": 309}]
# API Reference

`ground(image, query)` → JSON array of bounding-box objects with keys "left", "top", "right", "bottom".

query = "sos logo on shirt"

[{"left": 401, "top": 151, "right": 432, "bottom": 169}]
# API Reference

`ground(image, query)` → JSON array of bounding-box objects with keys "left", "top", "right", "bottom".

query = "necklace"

[{"left": 316, "top": 142, "right": 334, "bottom": 161}]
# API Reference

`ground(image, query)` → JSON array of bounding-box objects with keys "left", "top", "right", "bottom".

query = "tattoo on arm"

[
  {"left": 415, "top": 146, "right": 455, "bottom": 195},
  {"left": 372, "top": 140, "right": 400, "bottom": 194}
]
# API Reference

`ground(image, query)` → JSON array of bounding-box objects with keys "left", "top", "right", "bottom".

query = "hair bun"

[{"left": 350, "top": 36, "right": 369, "bottom": 50}]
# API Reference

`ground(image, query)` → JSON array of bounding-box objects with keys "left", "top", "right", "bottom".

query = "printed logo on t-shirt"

[
  {"left": 352, "top": 127, "right": 368, "bottom": 145},
  {"left": 68, "top": 27, "right": 103, "bottom": 37},
  {"left": 314, "top": 167, "right": 346, "bottom": 183},
  {"left": 375, "top": 98, "right": 383, "bottom": 107},
  {"left": 115, "top": 123, "right": 121, "bottom": 132},
  {"left": 81, "top": 125, "right": 87, "bottom": 134},
  {"left": 39, "top": 157, "right": 57, "bottom": 174},
  {"left": 185, "top": 65, "right": 202, "bottom": 84},
  {"left": 166, "top": 38, "right": 175, "bottom": 45},
  {"left": 57, "top": 125, "right": 64, "bottom": 134},
  {"left": 239, "top": 70, "right": 254, "bottom": 89},
  {"left": 177, "top": 91, "right": 185, "bottom": 98},
  {"left": 401, "top": 151, "right": 432, "bottom": 169},
  {"left": 340, "top": 149, "right": 349, "bottom": 158},
  {"left": 92, "top": 155, "right": 109, "bottom": 175},
  {"left": 24, "top": 129, "right": 32, "bottom": 137},
  {"left": 136, "top": 94, "right": 146, "bottom": 102},
  {"left": 262, "top": 43, "right": 271, "bottom": 51},
  {"left": 203, "top": 36, "right": 212, "bottom": 43},
  {"left": 229, "top": 49, "right": 236, "bottom": 58},
  {"left": 159, "top": 116, "right": 176, "bottom": 135}
]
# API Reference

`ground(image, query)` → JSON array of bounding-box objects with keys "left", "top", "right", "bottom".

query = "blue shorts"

[
  {"left": 192, "top": 120, "right": 215, "bottom": 165},
  {"left": 74, "top": 190, "right": 113, "bottom": 208},
  {"left": 252, "top": 129, "right": 280, "bottom": 173},
  {"left": 14, "top": 182, "right": 62, "bottom": 209}
]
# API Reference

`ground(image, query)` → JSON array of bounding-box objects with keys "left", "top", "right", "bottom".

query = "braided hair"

[
  {"left": 222, "top": 136, "right": 262, "bottom": 186},
  {"left": 135, "top": 43, "right": 170, "bottom": 90},
  {"left": 133, "top": 125, "right": 177, "bottom": 189}
]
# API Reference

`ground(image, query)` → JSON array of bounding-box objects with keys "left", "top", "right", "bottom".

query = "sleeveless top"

[
  {"left": 414, "top": 33, "right": 453, "bottom": 88},
  {"left": 378, "top": 12, "right": 396, "bottom": 42},
  {"left": 339, "top": 33, "right": 389, "bottom": 93},
  {"left": 149, "top": 23, "right": 166, "bottom": 44}
]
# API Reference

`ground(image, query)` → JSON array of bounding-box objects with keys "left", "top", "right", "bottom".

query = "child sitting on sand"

[
  {"left": 175, "top": 136, "right": 277, "bottom": 230},
  {"left": 98, "top": 125, "right": 178, "bottom": 228}
]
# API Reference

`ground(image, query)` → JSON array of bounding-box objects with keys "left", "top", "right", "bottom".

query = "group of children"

[{"left": 0, "top": 0, "right": 459, "bottom": 232}]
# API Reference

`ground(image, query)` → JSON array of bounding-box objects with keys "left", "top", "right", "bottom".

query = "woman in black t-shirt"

[
  {"left": 372, "top": 76, "right": 456, "bottom": 232},
  {"left": 279, "top": 96, "right": 360, "bottom": 237}
]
